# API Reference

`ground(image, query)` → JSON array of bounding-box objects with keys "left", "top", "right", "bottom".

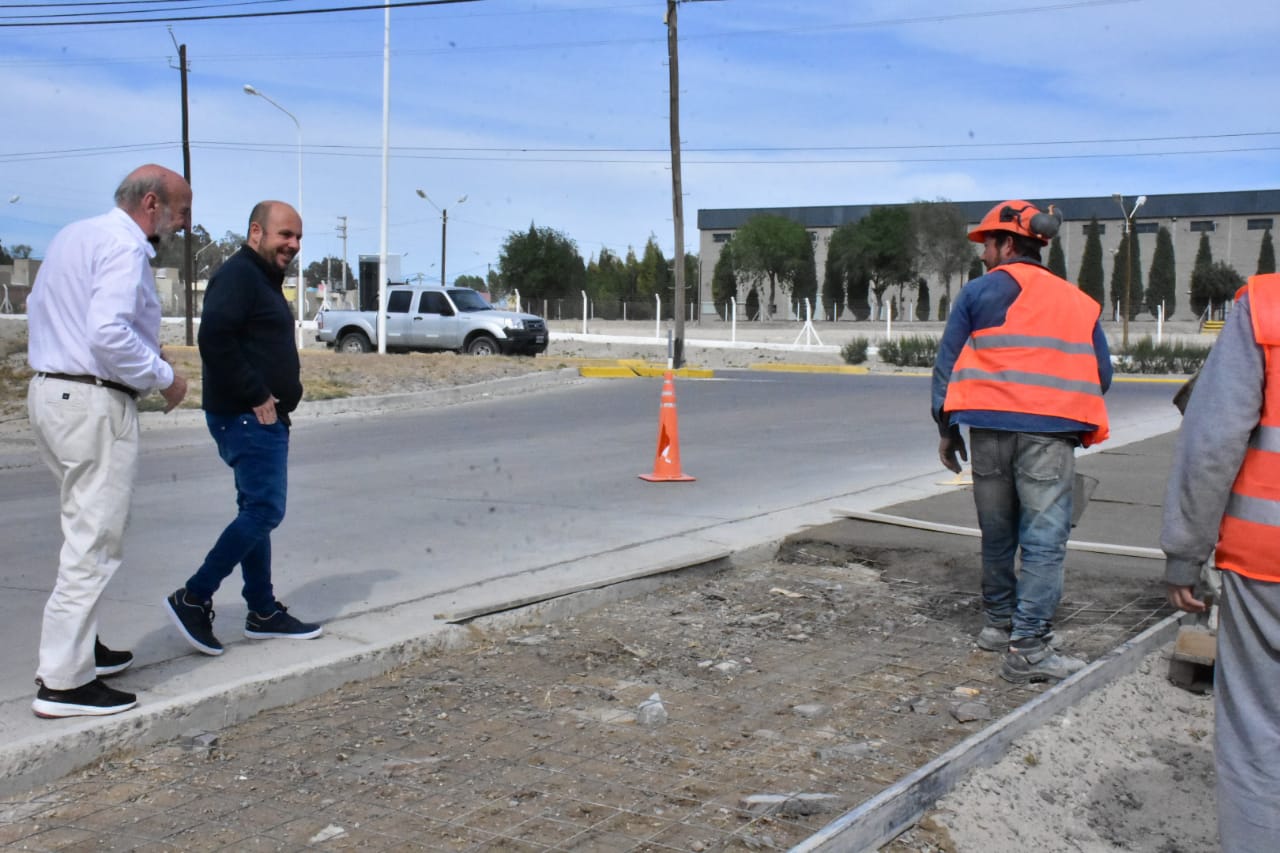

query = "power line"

[
  {"left": 0, "top": 0, "right": 480, "bottom": 27},
  {"left": 5, "top": 132, "right": 1279, "bottom": 164}
]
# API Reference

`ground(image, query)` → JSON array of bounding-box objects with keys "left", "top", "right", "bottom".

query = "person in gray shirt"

[{"left": 1162, "top": 273, "right": 1280, "bottom": 852}]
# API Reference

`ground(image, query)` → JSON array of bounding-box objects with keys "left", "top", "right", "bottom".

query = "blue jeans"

[
  {"left": 185, "top": 412, "right": 288, "bottom": 615},
  {"left": 969, "top": 429, "right": 1075, "bottom": 642}
]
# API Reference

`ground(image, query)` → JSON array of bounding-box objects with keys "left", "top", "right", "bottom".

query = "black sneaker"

[
  {"left": 164, "top": 588, "right": 224, "bottom": 656},
  {"left": 245, "top": 604, "right": 322, "bottom": 640},
  {"left": 94, "top": 637, "right": 133, "bottom": 677},
  {"left": 32, "top": 678, "right": 137, "bottom": 719}
]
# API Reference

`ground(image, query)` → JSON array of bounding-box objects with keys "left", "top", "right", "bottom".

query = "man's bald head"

[{"left": 114, "top": 164, "right": 192, "bottom": 243}]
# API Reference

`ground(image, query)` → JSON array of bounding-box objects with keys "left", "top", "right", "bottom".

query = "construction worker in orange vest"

[
  {"left": 932, "top": 200, "right": 1112, "bottom": 684},
  {"left": 1163, "top": 273, "right": 1280, "bottom": 852}
]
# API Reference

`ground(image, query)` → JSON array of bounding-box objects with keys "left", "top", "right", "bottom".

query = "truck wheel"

[
  {"left": 466, "top": 334, "right": 499, "bottom": 356},
  {"left": 338, "top": 332, "right": 372, "bottom": 353}
]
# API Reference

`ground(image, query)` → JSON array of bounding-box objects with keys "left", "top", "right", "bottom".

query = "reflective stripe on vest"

[
  {"left": 942, "top": 263, "right": 1109, "bottom": 447},
  {"left": 1216, "top": 273, "right": 1280, "bottom": 582}
]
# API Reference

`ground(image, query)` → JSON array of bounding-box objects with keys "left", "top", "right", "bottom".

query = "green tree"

[
  {"left": 8, "top": 243, "right": 32, "bottom": 259},
  {"left": 586, "top": 248, "right": 628, "bottom": 302},
  {"left": 829, "top": 206, "right": 914, "bottom": 311},
  {"left": 1109, "top": 231, "right": 1144, "bottom": 319},
  {"left": 453, "top": 274, "right": 485, "bottom": 290},
  {"left": 910, "top": 199, "right": 971, "bottom": 309},
  {"left": 498, "top": 223, "right": 585, "bottom": 302},
  {"left": 1190, "top": 233, "right": 1214, "bottom": 318},
  {"left": 304, "top": 255, "right": 357, "bottom": 290},
  {"left": 0, "top": 242, "right": 12, "bottom": 265},
  {"left": 1191, "top": 260, "right": 1243, "bottom": 319},
  {"left": 824, "top": 223, "right": 857, "bottom": 318},
  {"left": 727, "top": 214, "right": 815, "bottom": 319},
  {"left": 967, "top": 256, "right": 984, "bottom": 282},
  {"left": 1047, "top": 236, "right": 1067, "bottom": 279},
  {"left": 635, "top": 235, "right": 669, "bottom": 302},
  {"left": 1146, "top": 226, "right": 1176, "bottom": 318},
  {"left": 711, "top": 242, "right": 737, "bottom": 317},
  {"left": 1078, "top": 217, "right": 1105, "bottom": 307},
  {"left": 1258, "top": 229, "right": 1276, "bottom": 275},
  {"left": 792, "top": 231, "right": 818, "bottom": 316},
  {"left": 915, "top": 278, "right": 931, "bottom": 321}
]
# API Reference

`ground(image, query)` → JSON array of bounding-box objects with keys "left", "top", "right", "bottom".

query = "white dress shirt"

[{"left": 27, "top": 207, "right": 174, "bottom": 393}]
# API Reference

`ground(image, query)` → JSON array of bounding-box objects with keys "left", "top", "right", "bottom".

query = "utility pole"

[
  {"left": 169, "top": 29, "right": 195, "bottom": 344},
  {"left": 665, "top": 0, "right": 686, "bottom": 368},
  {"left": 336, "top": 215, "right": 349, "bottom": 295}
]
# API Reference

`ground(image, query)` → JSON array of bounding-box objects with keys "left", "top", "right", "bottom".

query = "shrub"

[
  {"left": 1116, "top": 337, "right": 1211, "bottom": 374},
  {"left": 878, "top": 335, "right": 938, "bottom": 367},
  {"left": 841, "top": 336, "right": 869, "bottom": 365}
]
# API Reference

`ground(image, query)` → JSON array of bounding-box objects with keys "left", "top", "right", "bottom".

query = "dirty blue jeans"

[
  {"left": 969, "top": 429, "right": 1075, "bottom": 642},
  {"left": 185, "top": 412, "right": 288, "bottom": 615}
]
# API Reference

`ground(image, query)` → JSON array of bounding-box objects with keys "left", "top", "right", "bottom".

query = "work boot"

[
  {"left": 976, "top": 624, "right": 1059, "bottom": 652},
  {"left": 1000, "top": 637, "right": 1086, "bottom": 683}
]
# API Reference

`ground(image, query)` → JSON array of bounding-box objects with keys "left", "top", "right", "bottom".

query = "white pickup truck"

[{"left": 316, "top": 285, "right": 549, "bottom": 356}]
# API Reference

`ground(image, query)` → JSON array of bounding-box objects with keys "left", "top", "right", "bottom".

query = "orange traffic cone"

[{"left": 639, "top": 371, "right": 695, "bottom": 482}]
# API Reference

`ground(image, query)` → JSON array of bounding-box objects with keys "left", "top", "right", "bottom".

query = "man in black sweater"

[{"left": 164, "top": 201, "right": 321, "bottom": 656}]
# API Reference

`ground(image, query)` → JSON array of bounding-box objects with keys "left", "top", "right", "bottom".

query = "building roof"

[{"left": 697, "top": 189, "right": 1280, "bottom": 230}]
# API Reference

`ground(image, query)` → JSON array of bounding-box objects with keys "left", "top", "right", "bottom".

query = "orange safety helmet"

[{"left": 968, "top": 200, "right": 1062, "bottom": 244}]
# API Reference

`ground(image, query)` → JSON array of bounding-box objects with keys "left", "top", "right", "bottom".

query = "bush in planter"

[
  {"left": 1118, "top": 336, "right": 1211, "bottom": 374},
  {"left": 878, "top": 335, "right": 938, "bottom": 367},
  {"left": 841, "top": 336, "right": 870, "bottom": 365}
]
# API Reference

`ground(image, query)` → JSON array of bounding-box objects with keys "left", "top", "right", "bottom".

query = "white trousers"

[{"left": 27, "top": 375, "right": 138, "bottom": 690}]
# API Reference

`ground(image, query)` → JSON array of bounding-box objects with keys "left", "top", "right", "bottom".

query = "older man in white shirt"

[{"left": 26, "top": 164, "right": 190, "bottom": 718}]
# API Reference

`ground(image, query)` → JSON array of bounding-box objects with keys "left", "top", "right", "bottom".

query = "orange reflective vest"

[
  {"left": 1216, "top": 273, "right": 1280, "bottom": 582},
  {"left": 942, "top": 263, "right": 1110, "bottom": 447}
]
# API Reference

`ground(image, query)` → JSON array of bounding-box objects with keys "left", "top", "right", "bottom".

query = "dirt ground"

[{"left": 0, "top": 314, "right": 1209, "bottom": 851}]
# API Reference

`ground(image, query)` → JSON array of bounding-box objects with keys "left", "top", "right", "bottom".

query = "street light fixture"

[
  {"left": 244, "top": 83, "right": 304, "bottom": 347},
  {"left": 1112, "top": 193, "right": 1147, "bottom": 350},
  {"left": 416, "top": 189, "right": 466, "bottom": 288}
]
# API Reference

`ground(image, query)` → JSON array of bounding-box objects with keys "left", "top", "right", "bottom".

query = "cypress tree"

[
  {"left": 1259, "top": 229, "right": 1276, "bottom": 275},
  {"left": 1078, "top": 217, "right": 1105, "bottom": 307},
  {"left": 1146, "top": 226, "right": 1176, "bottom": 318},
  {"left": 915, "top": 278, "right": 930, "bottom": 321},
  {"left": 1127, "top": 229, "right": 1144, "bottom": 319},
  {"left": 1190, "top": 233, "right": 1215, "bottom": 318},
  {"left": 1194, "top": 231, "right": 1213, "bottom": 273},
  {"left": 1109, "top": 232, "right": 1128, "bottom": 318},
  {"left": 1047, "top": 235, "right": 1067, "bottom": 278}
]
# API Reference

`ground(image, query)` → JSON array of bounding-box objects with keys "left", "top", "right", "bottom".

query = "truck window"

[
  {"left": 419, "top": 292, "right": 451, "bottom": 315},
  {"left": 387, "top": 291, "right": 412, "bottom": 314}
]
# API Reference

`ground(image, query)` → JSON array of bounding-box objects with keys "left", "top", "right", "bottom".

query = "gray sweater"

[{"left": 1161, "top": 293, "right": 1266, "bottom": 586}]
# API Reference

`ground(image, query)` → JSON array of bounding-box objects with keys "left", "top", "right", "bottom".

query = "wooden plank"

[{"left": 838, "top": 509, "right": 1165, "bottom": 560}]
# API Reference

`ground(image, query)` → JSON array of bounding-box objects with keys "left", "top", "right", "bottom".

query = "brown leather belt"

[{"left": 39, "top": 372, "right": 139, "bottom": 400}]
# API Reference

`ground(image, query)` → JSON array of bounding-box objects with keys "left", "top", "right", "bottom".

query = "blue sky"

[{"left": 2, "top": 0, "right": 1278, "bottom": 285}]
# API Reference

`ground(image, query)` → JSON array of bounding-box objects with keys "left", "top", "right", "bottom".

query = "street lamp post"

[
  {"left": 415, "top": 189, "right": 466, "bottom": 287},
  {"left": 1112, "top": 193, "right": 1147, "bottom": 350},
  {"left": 244, "top": 84, "right": 304, "bottom": 347}
]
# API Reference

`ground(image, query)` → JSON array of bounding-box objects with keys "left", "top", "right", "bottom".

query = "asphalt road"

[{"left": 0, "top": 370, "right": 1182, "bottom": 722}]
